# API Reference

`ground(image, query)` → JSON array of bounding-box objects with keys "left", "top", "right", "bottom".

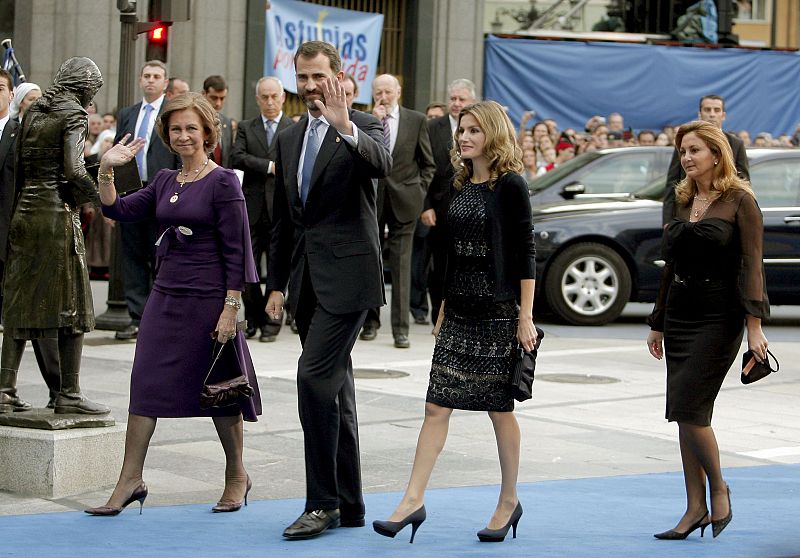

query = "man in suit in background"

[
  {"left": 0, "top": 69, "right": 62, "bottom": 412},
  {"left": 342, "top": 73, "right": 358, "bottom": 108},
  {"left": 662, "top": 94, "right": 749, "bottom": 224},
  {"left": 266, "top": 41, "right": 391, "bottom": 540},
  {"left": 113, "top": 60, "right": 179, "bottom": 340},
  {"left": 202, "top": 75, "right": 234, "bottom": 168},
  {"left": 164, "top": 77, "right": 189, "bottom": 101},
  {"left": 422, "top": 78, "right": 477, "bottom": 323},
  {"left": 231, "top": 76, "right": 292, "bottom": 342},
  {"left": 360, "top": 74, "right": 435, "bottom": 348}
]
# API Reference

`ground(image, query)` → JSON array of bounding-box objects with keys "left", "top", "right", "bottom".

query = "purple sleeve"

[
  {"left": 100, "top": 171, "right": 167, "bottom": 221},
  {"left": 213, "top": 170, "right": 259, "bottom": 291}
]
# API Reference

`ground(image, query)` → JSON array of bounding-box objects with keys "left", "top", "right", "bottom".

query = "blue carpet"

[{"left": 2, "top": 465, "right": 798, "bottom": 557}]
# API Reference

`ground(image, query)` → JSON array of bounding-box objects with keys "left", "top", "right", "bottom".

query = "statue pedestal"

[{"left": 0, "top": 411, "right": 125, "bottom": 497}]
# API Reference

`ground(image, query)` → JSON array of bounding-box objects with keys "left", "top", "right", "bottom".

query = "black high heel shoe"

[
  {"left": 372, "top": 505, "right": 426, "bottom": 543},
  {"left": 653, "top": 511, "right": 710, "bottom": 540},
  {"left": 477, "top": 502, "right": 523, "bottom": 542},
  {"left": 85, "top": 483, "right": 148, "bottom": 516},
  {"left": 212, "top": 476, "right": 252, "bottom": 513},
  {"left": 712, "top": 484, "right": 732, "bottom": 538}
]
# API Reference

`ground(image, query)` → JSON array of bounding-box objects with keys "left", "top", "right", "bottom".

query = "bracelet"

[
  {"left": 98, "top": 169, "right": 114, "bottom": 183},
  {"left": 224, "top": 296, "right": 241, "bottom": 311}
]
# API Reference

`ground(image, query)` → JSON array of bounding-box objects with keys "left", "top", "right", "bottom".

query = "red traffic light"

[{"left": 149, "top": 25, "right": 167, "bottom": 42}]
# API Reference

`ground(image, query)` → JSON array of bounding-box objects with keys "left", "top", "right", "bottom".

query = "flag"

[{"left": 2, "top": 41, "right": 25, "bottom": 86}]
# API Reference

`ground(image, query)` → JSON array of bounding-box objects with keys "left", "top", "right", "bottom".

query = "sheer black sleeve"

[
  {"left": 647, "top": 224, "right": 673, "bottom": 332},
  {"left": 736, "top": 193, "right": 769, "bottom": 319}
]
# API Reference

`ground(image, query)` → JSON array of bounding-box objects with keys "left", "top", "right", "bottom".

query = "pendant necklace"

[
  {"left": 170, "top": 158, "right": 210, "bottom": 203},
  {"left": 692, "top": 194, "right": 712, "bottom": 218}
]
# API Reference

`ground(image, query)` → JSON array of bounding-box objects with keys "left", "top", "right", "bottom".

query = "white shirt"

[
  {"left": 296, "top": 113, "right": 359, "bottom": 197},
  {"left": 261, "top": 111, "right": 284, "bottom": 137},
  {"left": 0, "top": 114, "right": 9, "bottom": 137},
  {"left": 448, "top": 114, "right": 458, "bottom": 137},
  {"left": 133, "top": 94, "right": 165, "bottom": 181},
  {"left": 382, "top": 104, "right": 400, "bottom": 153}
]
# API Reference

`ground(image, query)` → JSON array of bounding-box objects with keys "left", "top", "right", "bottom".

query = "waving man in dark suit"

[
  {"left": 266, "top": 41, "right": 392, "bottom": 540},
  {"left": 360, "top": 74, "right": 435, "bottom": 348}
]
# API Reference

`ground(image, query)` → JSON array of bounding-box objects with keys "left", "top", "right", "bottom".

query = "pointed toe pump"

[
  {"left": 712, "top": 485, "right": 732, "bottom": 538},
  {"left": 85, "top": 484, "right": 148, "bottom": 516},
  {"left": 372, "top": 505, "right": 427, "bottom": 543},
  {"left": 212, "top": 476, "right": 252, "bottom": 513},
  {"left": 654, "top": 511, "right": 710, "bottom": 540},
  {"left": 477, "top": 502, "right": 523, "bottom": 542}
]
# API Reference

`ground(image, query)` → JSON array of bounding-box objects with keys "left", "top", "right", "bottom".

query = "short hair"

[
  {"left": 699, "top": 94, "right": 725, "bottom": 112},
  {"left": 451, "top": 100, "right": 523, "bottom": 191},
  {"left": 447, "top": 78, "right": 477, "bottom": 101},
  {"left": 426, "top": 102, "right": 446, "bottom": 113},
  {"left": 294, "top": 41, "right": 341, "bottom": 74},
  {"left": 674, "top": 120, "right": 752, "bottom": 205},
  {"left": 166, "top": 78, "right": 186, "bottom": 94},
  {"left": 203, "top": 75, "right": 227, "bottom": 92},
  {"left": 255, "top": 76, "right": 284, "bottom": 95},
  {"left": 637, "top": 129, "right": 656, "bottom": 141},
  {"left": 157, "top": 92, "right": 221, "bottom": 153},
  {"left": 343, "top": 73, "right": 359, "bottom": 96},
  {"left": 141, "top": 60, "right": 168, "bottom": 77},
  {"left": 0, "top": 69, "right": 12, "bottom": 90}
]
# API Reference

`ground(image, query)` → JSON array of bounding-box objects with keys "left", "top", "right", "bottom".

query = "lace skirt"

[{"left": 426, "top": 300, "right": 518, "bottom": 412}]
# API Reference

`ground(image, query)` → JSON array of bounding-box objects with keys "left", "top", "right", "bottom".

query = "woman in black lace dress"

[
  {"left": 647, "top": 121, "right": 769, "bottom": 540},
  {"left": 373, "top": 101, "right": 537, "bottom": 543}
]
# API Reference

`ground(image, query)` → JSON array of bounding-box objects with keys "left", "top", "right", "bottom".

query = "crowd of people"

[{"left": 0, "top": 37, "right": 773, "bottom": 546}]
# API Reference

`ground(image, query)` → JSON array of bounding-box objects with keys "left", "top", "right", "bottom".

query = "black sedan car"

[
  {"left": 532, "top": 148, "right": 800, "bottom": 325},
  {"left": 529, "top": 146, "right": 672, "bottom": 204}
]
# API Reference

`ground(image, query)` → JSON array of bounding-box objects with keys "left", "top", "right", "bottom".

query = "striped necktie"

[{"left": 381, "top": 115, "right": 391, "bottom": 150}]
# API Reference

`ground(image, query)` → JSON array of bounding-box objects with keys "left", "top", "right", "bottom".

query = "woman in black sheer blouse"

[{"left": 646, "top": 120, "right": 769, "bottom": 540}]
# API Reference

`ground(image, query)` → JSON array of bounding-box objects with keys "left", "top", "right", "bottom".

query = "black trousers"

[
  {"left": 243, "top": 202, "right": 281, "bottom": 335},
  {"left": 426, "top": 219, "right": 448, "bottom": 321},
  {"left": 409, "top": 219, "right": 431, "bottom": 319},
  {"left": 293, "top": 267, "right": 366, "bottom": 517},
  {"left": 120, "top": 217, "right": 157, "bottom": 324}
]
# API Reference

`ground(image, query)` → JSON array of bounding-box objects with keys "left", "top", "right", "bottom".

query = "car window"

[
  {"left": 750, "top": 159, "right": 800, "bottom": 207},
  {"left": 528, "top": 151, "right": 602, "bottom": 194},
  {"left": 572, "top": 152, "right": 667, "bottom": 194}
]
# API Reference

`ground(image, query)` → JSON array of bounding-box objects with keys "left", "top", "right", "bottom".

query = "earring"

[{"left": 714, "top": 161, "right": 718, "bottom": 165}]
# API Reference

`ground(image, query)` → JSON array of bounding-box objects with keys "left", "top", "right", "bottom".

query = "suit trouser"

[
  {"left": 120, "top": 217, "right": 157, "bottom": 324},
  {"left": 294, "top": 267, "right": 367, "bottom": 516},
  {"left": 243, "top": 203, "right": 281, "bottom": 335},
  {"left": 426, "top": 219, "right": 448, "bottom": 321},
  {"left": 365, "top": 199, "right": 415, "bottom": 336},
  {"left": 409, "top": 219, "right": 431, "bottom": 319}
]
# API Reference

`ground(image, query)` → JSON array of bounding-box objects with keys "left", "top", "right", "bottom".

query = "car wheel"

[{"left": 544, "top": 242, "right": 632, "bottom": 326}]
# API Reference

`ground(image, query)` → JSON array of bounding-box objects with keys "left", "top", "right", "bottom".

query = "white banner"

[{"left": 264, "top": 0, "right": 384, "bottom": 105}]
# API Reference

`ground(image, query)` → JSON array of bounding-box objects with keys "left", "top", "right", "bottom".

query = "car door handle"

[{"left": 784, "top": 216, "right": 800, "bottom": 223}]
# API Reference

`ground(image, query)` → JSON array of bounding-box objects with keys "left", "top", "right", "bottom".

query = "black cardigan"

[{"left": 444, "top": 172, "right": 536, "bottom": 303}]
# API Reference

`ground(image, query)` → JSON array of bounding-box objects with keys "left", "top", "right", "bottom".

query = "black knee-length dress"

[
  {"left": 648, "top": 189, "right": 769, "bottom": 426},
  {"left": 426, "top": 180, "right": 519, "bottom": 412}
]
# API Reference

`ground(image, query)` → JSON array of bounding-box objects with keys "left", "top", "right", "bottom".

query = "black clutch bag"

[
  {"left": 200, "top": 333, "right": 254, "bottom": 409},
  {"left": 741, "top": 349, "right": 779, "bottom": 385},
  {"left": 509, "top": 327, "right": 545, "bottom": 402}
]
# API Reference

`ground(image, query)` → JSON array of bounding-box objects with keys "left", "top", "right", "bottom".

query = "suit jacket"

[
  {"left": 662, "top": 130, "right": 749, "bottom": 223},
  {"left": 230, "top": 114, "right": 294, "bottom": 224},
  {"left": 424, "top": 114, "right": 455, "bottom": 219},
  {"left": 266, "top": 110, "right": 392, "bottom": 315},
  {"left": 378, "top": 107, "right": 435, "bottom": 223},
  {"left": 0, "top": 118, "right": 19, "bottom": 261},
  {"left": 114, "top": 99, "right": 179, "bottom": 183},
  {"left": 217, "top": 113, "right": 235, "bottom": 168}
]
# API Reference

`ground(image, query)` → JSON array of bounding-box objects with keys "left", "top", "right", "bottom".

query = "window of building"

[{"left": 735, "top": 0, "right": 767, "bottom": 21}]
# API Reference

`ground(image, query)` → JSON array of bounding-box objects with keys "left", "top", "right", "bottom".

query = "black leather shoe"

[
  {"left": 412, "top": 314, "right": 429, "bottom": 325},
  {"left": 115, "top": 325, "right": 139, "bottom": 340},
  {"left": 394, "top": 334, "right": 410, "bottom": 349},
  {"left": 245, "top": 326, "right": 258, "bottom": 339},
  {"left": 360, "top": 323, "right": 378, "bottom": 341},
  {"left": 283, "top": 509, "right": 341, "bottom": 540},
  {"left": 259, "top": 329, "right": 277, "bottom": 343}
]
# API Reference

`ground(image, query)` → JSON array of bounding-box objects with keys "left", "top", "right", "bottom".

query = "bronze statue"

[{"left": 0, "top": 57, "right": 108, "bottom": 415}]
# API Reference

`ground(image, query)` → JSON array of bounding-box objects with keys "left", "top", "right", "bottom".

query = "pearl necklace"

[{"left": 170, "top": 159, "right": 210, "bottom": 204}]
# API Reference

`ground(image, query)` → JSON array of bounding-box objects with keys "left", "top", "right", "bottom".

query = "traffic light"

[{"left": 146, "top": 23, "right": 169, "bottom": 62}]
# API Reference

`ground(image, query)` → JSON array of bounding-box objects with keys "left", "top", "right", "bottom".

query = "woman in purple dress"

[{"left": 85, "top": 93, "right": 261, "bottom": 516}]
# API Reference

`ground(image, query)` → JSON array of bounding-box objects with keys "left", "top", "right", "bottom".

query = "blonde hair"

[
  {"left": 157, "top": 92, "right": 221, "bottom": 153},
  {"left": 673, "top": 120, "right": 753, "bottom": 205},
  {"left": 450, "top": 101, "right": 523, "bottom": 191}
]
